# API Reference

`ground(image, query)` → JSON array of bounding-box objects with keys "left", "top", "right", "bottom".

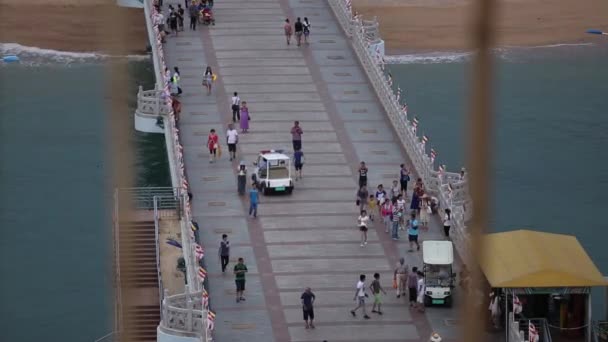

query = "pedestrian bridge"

[{"left": 134, "top": 0, "right": 472, "bottom": 340}]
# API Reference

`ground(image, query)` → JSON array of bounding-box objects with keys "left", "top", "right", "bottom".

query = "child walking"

[
  {"left": 367, "top": 195, "right": 376, "bottom": 222},
  {"left": 358, "top": 210, "right": 370, "bottom": 247},
  {"left": 381, "top": 199, "right": 393, "bottom": 233}
]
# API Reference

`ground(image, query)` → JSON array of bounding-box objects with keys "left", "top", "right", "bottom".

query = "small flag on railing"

[
  {"left": 207, "top": 310, "right": 216, "bottom": 331},
  {"left": 447, "top": 183, "right": 453, "bottom": 197},
  {"left": 402, "top": 104, "right": 408, "bottom": 117},
  {"left": 195, "top": 243, "right": 205, "bottom": 260},
  {"left": 430, "top": 149, "right": 437, "bottom": 163},
  {"left": 387, "top": 73, "right": 393, "bottom": 87},
  {"left": 422, "top": 135, "right": 429, "bottom": 144},
  {"left": 438, "top": 164, "right": 445, "bottom": 173},
  {"left": 202, "top": 288, "right": 209, "bottom": 308},
  {"left": 412, "top": 117, "right": 419, "bottom": 133},
  {"left": 198, "top": 267, "right": 208, "bottom": 282}
]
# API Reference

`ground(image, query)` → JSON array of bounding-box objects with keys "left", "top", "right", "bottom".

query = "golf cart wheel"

[
  {"left": 444, "top": 296, "right": 452, "bottom": 308},
  {"left": 424, "top": 296, "right": 432, "bottom": 307},
  {"left": 262, "top": 186, "right": 271, "bottom": 196},
  {"left": 286, "top": 187, "right": 293, "bottom": 194}
]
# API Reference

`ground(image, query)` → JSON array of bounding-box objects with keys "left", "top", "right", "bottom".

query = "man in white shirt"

[
  {"left": 350, "top": 274, "right": 370, "bottom": 319},
  {"left": 231, "top": 92, "right": 241, "bottom": 123},
  {"left": 226, "top": 124, "right": 239, "bottom": 161}
]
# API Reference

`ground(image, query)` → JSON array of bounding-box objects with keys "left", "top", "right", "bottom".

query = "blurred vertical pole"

[
  {"left": 462, "top": 0, "right": 498, "bottom": 341},
  {"left": 99, "top": 0, "right": 135, "bottom": 340}
]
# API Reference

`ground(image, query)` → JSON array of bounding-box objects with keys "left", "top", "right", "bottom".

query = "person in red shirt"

[{"left": 207, "top": 129, "right": 219, "bottom": 163}]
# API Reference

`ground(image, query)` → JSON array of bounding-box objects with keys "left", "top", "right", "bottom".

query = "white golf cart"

[
  {"left": 252, "top": 150, "right": 294, "bottom": 195},
  {"left": 422, "top": 240, "right": 456, "bottom": 307}
]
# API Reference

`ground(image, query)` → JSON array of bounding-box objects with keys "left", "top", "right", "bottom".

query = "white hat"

[{"left": 430, "top": 333, "right": 442, "bottom": 342}]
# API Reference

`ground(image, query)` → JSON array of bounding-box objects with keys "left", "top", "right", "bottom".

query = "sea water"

[
  {"left": 388, "top": 44, "right": 608, "bottom": 316},
  {"left": 0, "top": 55, "right": 169, "bottom": 341}
]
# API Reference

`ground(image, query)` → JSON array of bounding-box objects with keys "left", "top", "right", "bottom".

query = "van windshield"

[{"left": 425, "top": 264, "right": 453, "bottom": 287}]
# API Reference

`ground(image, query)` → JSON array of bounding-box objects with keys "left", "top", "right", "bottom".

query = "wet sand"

[
  {"left": 353, "top": 0, "right": 608, "bottom": 53},
  {"left": 0, "top": 2, "right": 147, "bottom": 55}
]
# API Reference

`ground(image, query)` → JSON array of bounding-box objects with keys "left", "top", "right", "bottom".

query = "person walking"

[
  {"left": 177, "top": 4, "right": 185, "bottom": 31},
  {"left": 219, "top": 234, "right": 230, "bottom": 273},
  {"left": 389, "top": 180, "right": 400, "bottom": 201},
  {"left": 375, "top": 184, "right": 387, "bottom": 219},
  {"left": 226, "top": 123, "right": 238, "bottom": 161},
  {"left": 419, "top": 196, "right": 430, "bottom": 229},
  {"left": 239, "top": 101, "right": 250, "bottom": 133},
  {"left": 172, "top": 67, "right": 182, "bottom": 96},
  {"left": 202, "top": 66, "right": 213, "bottom": 95},
  {"left": 357, "top": 210, "right": 370, "bottom": 247},
  {"left": 231, "top": 92, "right": 241, "bottom": 123},
  {"left": 381, "top": 198, "right": 393, "bottom": 233},
  {"left": 188, "top": 2, "right": 198, "bottom": 30},
  {"left": 248, "top": 183, "right": 259, "bottom": 218},
  {"left": 301, "top": 287, "right": 316, "bottom": 329},
  {"left": 284, "top": 18, "right": 293, "bottom": 45},
  {"left": 356, "top": 185, "right": 368, "bottom": 212},
  {"left": 394, "top": 257, "right": 408, "bottom": 298},
  {"left": 207, "top": 128, "right": 219, "bottom": 163},
  {"left": 169, "top": 9, "right": 179, "bottom": 36},
  {"left": 290, "top": 121, "right": 303, "bottom": 151},
  {"left": 294, "top": 17, "right": 304, "bottom": 46},
  {"left": 408, "top": 212, "right": 420, "bottom": 251},
  {"left": 358, "top": 161, "right": 368, "bottom": 188},
  {"left": 443, "top": 208, "right": 452, "bottom": 238},
  {"left": 237, "top": 162, "right": 247, "bottom": 195},
  {"left": 350, "top": 274, "right": 370, "bottom": 319},
  {"left": 303, "top": 17, "right": 311, "bottom": 44},
  {"left": 407, "top": 266, "right": 419, "bottom": 307},
  {"left": 294, "top": 148, "right": 304, "bottom": 180},
  {"left": 391, "top": 197, "right": 400, "bottom": 240},
  {"left": 400, "top": 164, "right": 410, "bottom": 197},
  {"left": 234, "top": 257, "right": 248, "bottom": 302},
  {"left": 370, "top": 273, "right": 387, "bottom": 315},
  {"left": 396, "top": 194, "right": 406, "bottom": 230},
  {"left": 416, "top": 270, "right": 426, "bottom": 312}
]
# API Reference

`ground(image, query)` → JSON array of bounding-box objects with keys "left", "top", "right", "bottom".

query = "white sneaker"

[
  {"left": 360, "top": 243, "right": 364, "bottom": 247},
  {"left": 364, "top": 241, "right": 368, "bottom": 245}
]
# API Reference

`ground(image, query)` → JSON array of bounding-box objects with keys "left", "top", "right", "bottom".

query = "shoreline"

[
  {"left": 0, "top": 4, "right": 147, "bottom": 56},
  {"left": 354, "top": 0, "right": 608, "bottom": 53}
]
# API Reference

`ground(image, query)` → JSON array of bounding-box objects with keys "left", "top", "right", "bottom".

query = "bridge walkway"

[{"left": 161, "top": 0, "right": 462, "bottom": 340}]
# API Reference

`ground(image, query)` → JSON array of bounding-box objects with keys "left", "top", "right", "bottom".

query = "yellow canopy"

[{"left": 480, "top": 230, "right": 607, "bottom": 288}]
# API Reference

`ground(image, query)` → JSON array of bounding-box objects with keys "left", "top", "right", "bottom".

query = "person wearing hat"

[{"left": 430, "top": 332, "right": 442, "bottom": 342}]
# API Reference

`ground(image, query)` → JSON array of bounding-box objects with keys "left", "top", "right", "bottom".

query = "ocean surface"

[
  {"left": 1, "top": 42, "right": 607, "bottom": 341},
  {"left": 0, "top": 56, "right": 170, "bottom": 342},
  {"left": 388, "top": 43, "right": 608, "bottom": 316}
]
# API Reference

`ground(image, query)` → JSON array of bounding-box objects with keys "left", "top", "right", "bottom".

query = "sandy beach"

[
  {"left": 0, "top": 0, "right": 147, "bottom": 55},
  {"left": 354, "top": 0, "right": 608, "bottom": 53}
]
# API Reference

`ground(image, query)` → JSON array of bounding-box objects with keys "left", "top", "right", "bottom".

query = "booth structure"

[{"left": 479, "top": 230, "right": 608, "bottom": 342}]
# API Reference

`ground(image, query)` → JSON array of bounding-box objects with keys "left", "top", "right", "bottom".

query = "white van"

[{"left": 422, "top": 240, "right": 456, "bottom": 307}]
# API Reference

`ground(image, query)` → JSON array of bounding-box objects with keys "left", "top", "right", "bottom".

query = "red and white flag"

[
  {"left": 396, "top": 87, "right": 401, "bottom": 103},
  {"left": 207, "top": 310, "right": 216, "bottom": 331},
  {"left": 421, "top": 135, "right": 429, "bottom": 144},
  {"left": 202, "top": 288, "right": 209, "bottom": 309},
  {"left": 195, "top": 243, "right": 205, "bottom": 260},
  {"left": 198, "top": 267, "right": 207, "bottom": 282},
  {"left": 412, "top": 117, "right": 419, "bottom": 133},
  {"left": 529, "top": 322, "right": 539, "bottom": 342},
  {"left": 402, "top": 104, "right": 408, "bottom": 116},
  {"left": 430, "top": 149, "right": 437, "bottom": 163}
]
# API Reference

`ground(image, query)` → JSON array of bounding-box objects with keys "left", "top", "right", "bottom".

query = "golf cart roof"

[
  {"left": 423, "top": 241, "right": 454, "bottom": 265},
  {"left": 259, "top": 150, "right": 289, "bottom": 161}
]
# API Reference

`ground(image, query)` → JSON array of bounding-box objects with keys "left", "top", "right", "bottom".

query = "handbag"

[
  {"left": 392, "top": 278, "right": 398, "bottom": 289},
  {"left": 356, "top": 199, "right": 360, "bottom": 206}
]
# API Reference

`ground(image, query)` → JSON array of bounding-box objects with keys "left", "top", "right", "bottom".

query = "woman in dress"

[
  {"left": 207, "top": 128, "right": 219, "bottom": 162},
  {"left": 358, "top": 210, "right": 370, "bottom": 247},
  {"left": 283, "top": 18, "right": 293, "bottom": 45},
  {"left": 239, "top": 101, "right": 250, "bottom": 133},
  {"left": 416, "top": 271, "right": 425, "bottom": 312},
  {"left": 202, "top": 66, "right": 213, "bottom": 95}
]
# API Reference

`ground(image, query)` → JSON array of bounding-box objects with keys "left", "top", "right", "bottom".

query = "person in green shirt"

[{"left": 234, "top": 257, "right": 248, "bottom": 303}]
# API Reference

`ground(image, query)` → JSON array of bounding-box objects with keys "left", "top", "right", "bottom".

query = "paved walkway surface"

[{"left": 162, "top": 0, "right": 462, "bottom": 340}]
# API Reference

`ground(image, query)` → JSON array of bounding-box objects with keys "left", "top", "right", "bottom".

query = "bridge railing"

[
  {"left": 144, "top": 0, "right": 213, "bottom": 340},
  {"left": 136, "top": 85, "right": 171, "bottom": 118},
  {"left": 160, "top": 287, "right": 207, "bottom": 338},
  {"left": 328, "top": 0, "right": 473, "bottom": 262}
]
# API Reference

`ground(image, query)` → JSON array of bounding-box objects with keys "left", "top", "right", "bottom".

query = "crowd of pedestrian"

[{"left": 284, "top": 17, "right": 311, "bottom": 46}]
